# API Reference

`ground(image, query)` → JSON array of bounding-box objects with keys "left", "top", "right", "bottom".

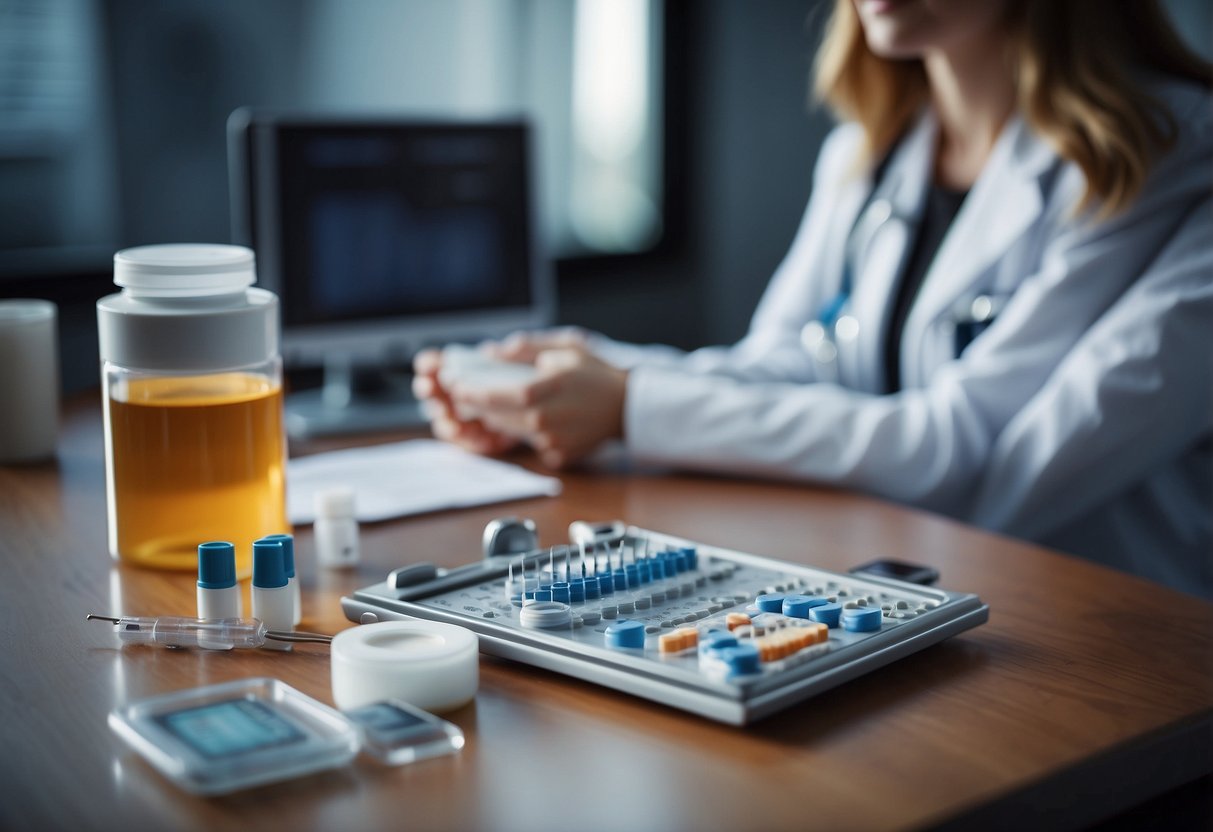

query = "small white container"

[
  {"left": 0, "top": 299, "right": 58, "bottom": 463},
  {"left": 314, "top": 487, "right": 360, "bottom": 568}
]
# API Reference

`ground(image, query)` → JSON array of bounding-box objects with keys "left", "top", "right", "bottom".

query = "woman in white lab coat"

[{"left": 416, "top": 0, "right": 1213, "bottom": 594}]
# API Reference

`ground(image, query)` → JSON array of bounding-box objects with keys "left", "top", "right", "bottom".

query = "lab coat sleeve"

[
  {"left": 587, "top": 124, "right": 866, "bottom": 382},
  {"left": 623, "top": 109, "right": 1212, "bottom": 515},
  {"left": 969, "top": 196, "right": 1213, "bottom": 539}
]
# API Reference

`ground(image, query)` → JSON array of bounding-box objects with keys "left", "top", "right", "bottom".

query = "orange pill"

[{"left": 659, "top": 633, "right": 682, "bottom": 653}]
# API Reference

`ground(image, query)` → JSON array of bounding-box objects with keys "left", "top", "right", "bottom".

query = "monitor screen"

[
  {"left": 229, "top": 112, "right": 553, "bottom": 368},
  {"left": 228, "top": 112, "right": 554, "bottom": 436}
]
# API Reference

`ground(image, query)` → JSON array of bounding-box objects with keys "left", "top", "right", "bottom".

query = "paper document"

[{"left": 287, "top": 439, "right": 562, "bottom": 524}]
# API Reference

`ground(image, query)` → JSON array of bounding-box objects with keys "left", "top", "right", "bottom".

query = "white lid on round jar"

[
  {"left": 114, "top": 244, "right": 255, "bottom": 297},
  {"left": 98, "top": 244, "right": 277, "bottom": 372}
]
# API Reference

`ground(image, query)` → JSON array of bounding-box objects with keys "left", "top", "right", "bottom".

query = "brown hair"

[{"left": 813, "top": 0, "right": 1212, "bottom": 216}]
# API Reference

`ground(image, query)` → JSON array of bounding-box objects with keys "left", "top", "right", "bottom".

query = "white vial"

[
  {"left": 314, "top": 487, "right": 360, "bottom": 568},
  {"left": 251, "top": 538, "right": 292, "bottom": 650},
  {"left": 262, "top": 533, "right": 301, "bottom": 625},
  {"left": 197, "top": 541, "right": 242, "bottom": 620}
]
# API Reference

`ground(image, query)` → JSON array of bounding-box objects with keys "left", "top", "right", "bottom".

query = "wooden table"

[{"left": 1, "top": 397, "right": 1209, "bottom": 831}]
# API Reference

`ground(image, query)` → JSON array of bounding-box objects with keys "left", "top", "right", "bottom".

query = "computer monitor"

[{"left": 227, "top": 110, "right": 554, "bottom": 438}]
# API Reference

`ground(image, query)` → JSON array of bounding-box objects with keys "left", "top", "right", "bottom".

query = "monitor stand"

[{"left": 284, "top": 356, "right": 427, "bottom": 439}]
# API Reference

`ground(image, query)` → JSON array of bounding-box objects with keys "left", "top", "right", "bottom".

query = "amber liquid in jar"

[{"left": 105, "top": 372, "right": 287, "bottom": 575}]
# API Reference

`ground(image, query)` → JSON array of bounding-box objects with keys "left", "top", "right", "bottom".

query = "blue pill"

[
  {"left": 717, "top": 644, "right": 761, "bottom": 675},
  {"left": 605, "top": 620, "right": 646, "bottom": 649},
  {"left": 809, "top": 602, "right": 842, "bottom": 627},
  {"left": 755, "top": 594, "right": 785, "bottom": 613},
  {"left": 842, "top": 606, "right": 882, "bottom": 633},
  {"left": 782, "top": 595, "right": 829, "bottom": 619}
]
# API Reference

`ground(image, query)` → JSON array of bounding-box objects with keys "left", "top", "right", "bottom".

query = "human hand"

[
  {"left": 485, "top": 327, "right": 590, "bottom": 364},
  {"left": 449, "top": 344, "right": 628, "bottom": 469},
  {"left": 411, "top": 348, "right": 520, "bottom": 456}
]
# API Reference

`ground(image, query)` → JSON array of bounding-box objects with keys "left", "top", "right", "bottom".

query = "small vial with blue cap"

[
  {"left": 196, "top": 541, "right": 242, "bottom": 621},
  {"left": 252, "top": 538, "right": 293, "bottom": 650},
  {"left": 262, "top": 533, "right": 300, "bottom": 625}
]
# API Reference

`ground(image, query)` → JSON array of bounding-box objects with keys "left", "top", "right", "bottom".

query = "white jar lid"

[
  {"left": 114, "top": 244, "right": 255, "bottom": 297},
  {"left": 98, "top": 244, "right": 278, "bottom": 372}
]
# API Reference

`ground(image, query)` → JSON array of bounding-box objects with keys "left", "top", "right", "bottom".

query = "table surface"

[{"left": 1, "top": 397, "right": 1210, "bottom": 832}]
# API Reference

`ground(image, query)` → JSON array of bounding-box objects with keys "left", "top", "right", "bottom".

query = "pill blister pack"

[{"left": 342, "top": 525, "right": 988, "bottom": 724}]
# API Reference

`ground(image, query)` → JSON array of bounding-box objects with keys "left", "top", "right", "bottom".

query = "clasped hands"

[{"left": 412, "top": 330, "right": 628, "bottom": 469}]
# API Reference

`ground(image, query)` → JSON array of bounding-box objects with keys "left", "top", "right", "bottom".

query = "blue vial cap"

[
  {"left": 197, "top": 541, "right": 237, "bottom": 589},
  {"left": 252, "top": 539, "right": 287, "bottom": 588},
  {"left": 598, "top": 574, "right": 615, "bottom": 595},
  {"left": 534, "top": 588, "right": 554, "bottom": 603},
  {"left": 624, "top": 564, "right": 640, "bottom": 587},
  {"left": 649, "top": 557, "right": 667, "bottom": 580},
  {"left": 569, "top": 578, "right": 586, "bottom": 603},
  {"left": 262, "top": 533, "right": 295, "bottom": 578},
  {"left": 809, "top": 602, "right": 843, "bottom": 628},
  {"left": 671, "top": 552, "right": 688, "bottom": 573},
  {"left": 551, "top": 582, "right": 571, "bottom": 604},
  {"left": 681, "top": 547, "right": 698, "bottom": 570},
  {"left": 842, "top": 606, "right": 882, "bottom": 633},
  {"left": 605, "top": 620, "right": 646, "bottom": 649},
  {"left": 755, "top": 593, "right": 786, "bottom": 613},
  {"left": 583, "top": 576, "right": 601, "bottom": 599}
]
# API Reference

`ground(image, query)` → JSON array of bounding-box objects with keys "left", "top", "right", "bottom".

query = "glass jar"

[{"left": 97, "top": 244, "right": 288, "bottom": 575}]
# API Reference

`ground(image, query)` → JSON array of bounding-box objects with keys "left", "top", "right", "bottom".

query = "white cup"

[{"left": 0, "top": 300, "right": 59, "bottom": 463}]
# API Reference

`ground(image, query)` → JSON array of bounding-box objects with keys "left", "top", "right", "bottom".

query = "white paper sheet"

[{"left": 287, "top": 439, "right": 562, "bottom": 524}]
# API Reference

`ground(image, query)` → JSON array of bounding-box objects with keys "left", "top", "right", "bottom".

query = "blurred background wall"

[{"left": 1, "top": 0, "right": 1209, "bottom": 395}]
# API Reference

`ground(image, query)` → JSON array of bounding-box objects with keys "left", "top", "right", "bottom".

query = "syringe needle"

[
  {"left": 87, "top": 613, "right": 332, "bottom": 648},
  {"left": 266, "top": 630, "right": 333, "bottom": 644}
]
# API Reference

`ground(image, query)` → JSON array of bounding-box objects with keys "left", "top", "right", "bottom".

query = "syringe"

[{"left": 87, "top": 614, "right": 332, "bottom": 650}]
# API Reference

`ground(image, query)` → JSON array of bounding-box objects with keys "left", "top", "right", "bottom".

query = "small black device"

[{"left": 849, "top": 559, "right": 940, "bottom": 586}]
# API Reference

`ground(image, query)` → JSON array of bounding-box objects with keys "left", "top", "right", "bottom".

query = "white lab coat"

[{"left": 592, "top": 78, "right": 1213, "bottom": 596}]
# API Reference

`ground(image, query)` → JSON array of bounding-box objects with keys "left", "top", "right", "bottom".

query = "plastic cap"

[
  {"left": 314, "top": 487, "right": 356, "bottom": 519},
  {"left": 113, "top": 244, "right": 255, "bottom": 298},
  {"left": 262, "top": 533, "right": 296, "bottom": 578},
  {"left": 197, "top": 541, "right": 237, "bottom": 589},
  {"left": 252, "top": 539, "right": 288, "bottom": 588}
]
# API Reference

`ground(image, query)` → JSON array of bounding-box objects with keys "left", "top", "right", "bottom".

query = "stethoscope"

[
  {"left": 800, "top": 193, "right": 1006, "bottom": 383},
  {"left": 799, "top": 196, "right": 910, "bottom": 381}
]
